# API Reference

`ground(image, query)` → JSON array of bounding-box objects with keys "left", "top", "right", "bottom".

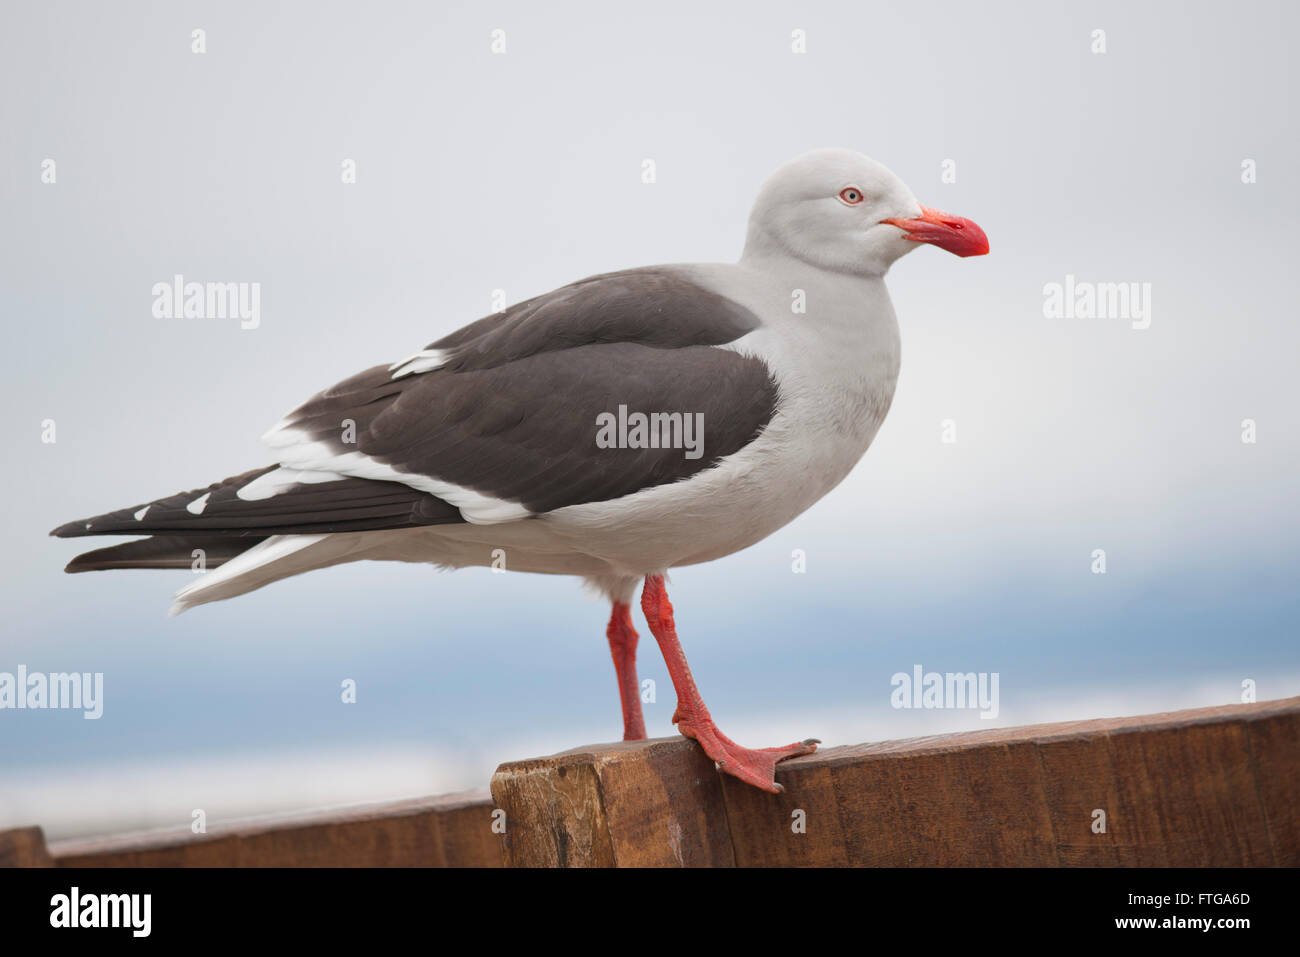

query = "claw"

[{"left": 676, "top": 717, "right": 817, "bottom": 793}]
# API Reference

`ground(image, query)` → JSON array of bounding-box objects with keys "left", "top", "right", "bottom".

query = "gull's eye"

[{"left": 838, "top": 187, "right": 864, "bottom": 206}]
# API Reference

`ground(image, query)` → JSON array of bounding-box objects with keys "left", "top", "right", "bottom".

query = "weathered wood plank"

[
  {"left": 46, "top": 790, "right": 501, "bottom": 868},
  {"left": 435, "top": 795, "right": 507, "bottom": 867},
  {"left": 1101, "top": 713, "right": 1270, "bottom": 865},
  {"left": 10, "top": 698, "right": 1295, "bottom": 868},
  {"left": 723, "top": 698, "right": 1298, "bottom": 867},
  {"left": 1244, "top": 705, "right": 1300, "bottom": 865},
  {"left": 491, "top": 736, "right": 734, "bottom": 867},
  {"left": 0, "top": 827, "right": 53, "bottom": 867},
  {"left": 721, "top": 735, "right": 1060, "bottom": 866}
]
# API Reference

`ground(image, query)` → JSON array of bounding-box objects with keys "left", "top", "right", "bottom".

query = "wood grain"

[
  {"left": 45, "top": 790, "right": 501, "bottom": 868},
  {"left": 491, "top": 736, "right": 734, "bottom": 867},
  {"left": 724, "top": 698, "right": 1298, "bottom": 867},
  {"left": 0, "top": 827, "right": 53, "bottom": 867}
]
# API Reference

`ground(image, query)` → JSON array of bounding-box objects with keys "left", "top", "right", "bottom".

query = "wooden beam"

[
  {"left": 490, "top": 737, "right": 735, "bottom": 867},
  {"left": 0, "top": 827, "right": 53, "bottom": 867},
  {"left": 491, "top": 697, "right": 1299, "bottom": 867},
  {"left": 45, "top": 790, "right": 501, "bottom": 868},
  {"left": 7, "top": 698, "right": 1295, "bottom": 867}
]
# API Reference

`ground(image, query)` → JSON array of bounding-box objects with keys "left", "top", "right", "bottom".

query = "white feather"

[
  {"left": 237, "top": 466, "right": 346, "bottom": 501},
  {"left": 170, "top": 534, "right": 332, "bottom": 615},
  {"left": 388, "top": 348, "right": 448, "bottom": 379},
  {"left": 259, "top": 430, "right": 530, "bottom": 524}
]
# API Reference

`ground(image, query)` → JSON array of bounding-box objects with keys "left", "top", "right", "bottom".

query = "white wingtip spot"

[
  {"left": 261, "top": 419, "right": 298, "bottom": 447},
  {"left": 134, "top": 505, "right": 151, "bottom": 521},
  {"left": 186, "top": 493, "right": 211, "bottom": 515},
  {"left": 237, "top": 466, "right": 346, "bottom": 501},
  {"left": 389, "top": 348, "right": 448, "bottom": 379},
  {"left": 254, "top": 428, "right": 531, "bottom": 525}
]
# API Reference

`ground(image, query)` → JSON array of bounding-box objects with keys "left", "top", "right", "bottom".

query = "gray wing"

[
  {"left": 268, "top": 266, "right": 777, "bottom": 515},
  {"left": 52, "top": 266, "right": 777, "bottom": 553}
]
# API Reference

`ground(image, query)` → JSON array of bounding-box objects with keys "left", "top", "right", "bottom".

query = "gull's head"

[{"left": 742, "top": 148, "right": 989, "bottom": 277}]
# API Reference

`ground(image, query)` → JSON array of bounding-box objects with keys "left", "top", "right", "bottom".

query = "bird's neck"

[{"left": 740, "top": 224, "right": 892, "bottom": 279}]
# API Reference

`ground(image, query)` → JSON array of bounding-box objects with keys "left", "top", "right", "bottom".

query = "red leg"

[
  {"left": 639, "top": 574, "right": 818, "bottom": 793},
  {"left": 606, "top": 601, "right": 647, "bottom": 741}
]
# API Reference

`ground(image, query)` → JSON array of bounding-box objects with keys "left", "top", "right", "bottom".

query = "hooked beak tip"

[{"left": 883, "top": 205, "right": 989, "bottom": 257}]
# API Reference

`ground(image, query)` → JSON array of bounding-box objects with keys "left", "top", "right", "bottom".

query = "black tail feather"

[
  {"left": 64, "top": 534, "right": 270, "bottom": 573},
  {"left": 49, "top": 464, "right": 461, "bottom": 543}
]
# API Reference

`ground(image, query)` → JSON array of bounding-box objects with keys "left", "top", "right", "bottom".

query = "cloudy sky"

[{"left": 2, "top": 0, "right": 1297, "bottom": 840}]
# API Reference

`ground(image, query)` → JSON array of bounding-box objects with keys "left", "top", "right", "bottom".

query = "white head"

[{"left": 741, "top": 148, "right": 988, "bottom": 277}]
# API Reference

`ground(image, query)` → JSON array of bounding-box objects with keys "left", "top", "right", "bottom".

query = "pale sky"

[{"left": 2, "top": 0, "right": 1297, "bottom": 839}]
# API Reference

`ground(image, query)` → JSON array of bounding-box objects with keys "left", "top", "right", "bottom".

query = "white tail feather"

[{"left": 169, "top": 534, "right": 350, "bottom": 615}]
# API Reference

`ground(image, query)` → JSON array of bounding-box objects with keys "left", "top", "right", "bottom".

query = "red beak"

[{"left": 882, "top": 205, "right": 989, "bottom": 257}]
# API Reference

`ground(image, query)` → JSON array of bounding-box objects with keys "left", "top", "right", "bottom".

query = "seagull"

[{"left": 52, "top": 149, "right": 988, "bottom": 793}]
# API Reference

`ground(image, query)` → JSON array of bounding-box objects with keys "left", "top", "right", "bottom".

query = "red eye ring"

[{"left": 838, "top": 187, "right": 864, "bottom": 205}]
